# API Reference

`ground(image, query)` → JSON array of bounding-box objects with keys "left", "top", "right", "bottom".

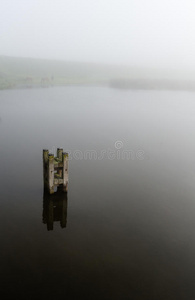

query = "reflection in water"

[{"left": 42, "top": 190, "right": 68, "bottom": 231}]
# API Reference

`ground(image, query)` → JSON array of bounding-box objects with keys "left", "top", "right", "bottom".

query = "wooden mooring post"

[{"left": 43, "top": 148, "right": 68, "bottom": 194}]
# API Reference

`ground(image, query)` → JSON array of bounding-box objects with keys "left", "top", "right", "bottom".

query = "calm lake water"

[{"left": 1, "top": 86, "right": 195, "bottom": 299}]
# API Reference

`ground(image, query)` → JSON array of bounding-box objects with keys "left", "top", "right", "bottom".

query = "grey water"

[{"left": 1, "top": 86, "right": 195, "bottom": 299}]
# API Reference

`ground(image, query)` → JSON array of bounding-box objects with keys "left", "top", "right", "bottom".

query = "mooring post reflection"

[{"left": 42, "top": 190, "right": 68, "bottom": 231}]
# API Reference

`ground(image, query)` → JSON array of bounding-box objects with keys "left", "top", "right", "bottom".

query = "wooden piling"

[
  {"left": 57, "top": 148, "right": 63, "bottom": 177},
  {"left": 57, "top": 148, "right": 63, "bottom": 161},
  {"left": 63, "top": 152, "right": 69, "bottom": 192},
  {"left": 48, "top": 154, "right": 54, "bottom": 194},
  {"left": 43, "top": 148, "right": 68, "bottom": 194}
]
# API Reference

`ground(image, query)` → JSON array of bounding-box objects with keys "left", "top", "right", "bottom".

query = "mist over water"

[
  {"left": 1, "top": 86, "right": 195, "bottom": 299},
  {"left": 1, "top": 0, "right": 195, "bottom": 70},
  {"left": 1, "top": 0, "right": 195, "bottom": 88}
]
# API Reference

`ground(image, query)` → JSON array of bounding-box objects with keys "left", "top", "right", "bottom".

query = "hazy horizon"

[{"left": 1, "top": 0, "right": 195, "bottom": 70}]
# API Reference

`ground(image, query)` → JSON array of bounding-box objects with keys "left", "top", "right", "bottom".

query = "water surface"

[{"left": 1, "top": 86, "right": 195, "bottom": 299}]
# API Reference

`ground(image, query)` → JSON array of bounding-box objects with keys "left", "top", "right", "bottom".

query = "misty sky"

[{"left": 1, "top": 0, "right": 195, "bottom": 68}]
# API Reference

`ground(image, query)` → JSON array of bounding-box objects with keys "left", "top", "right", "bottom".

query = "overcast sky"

[{"left": 1, "top": 0, "right": 195, "bottom": 68}]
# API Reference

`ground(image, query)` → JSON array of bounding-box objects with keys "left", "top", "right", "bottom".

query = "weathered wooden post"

[
  {"left": 63, "top": 152, "right": 69, "bottom": 192},
  {"left": 48, "top": 154, "right": 54, "bottom": 194},
  {"left": 57, "top": 148, "right": 63, "bottom": 160},
  {"left": 57, "top": 148, "right": 63, "bottom": 177},
  {"left": 43, "top": 148, "right": 68, "bottom": 194}
]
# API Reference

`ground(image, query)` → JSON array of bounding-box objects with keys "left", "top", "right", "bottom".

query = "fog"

[{"left": 1, "top": 0, "right": 195, "bottom": 69}]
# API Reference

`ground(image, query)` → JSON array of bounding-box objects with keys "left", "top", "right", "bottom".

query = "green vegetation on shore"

[
  {"left": 1, "top": 55, "right": 195, "bottom": 91},
  {"left": 0, "top": 55, "right": 112, "bottom": 89}
]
